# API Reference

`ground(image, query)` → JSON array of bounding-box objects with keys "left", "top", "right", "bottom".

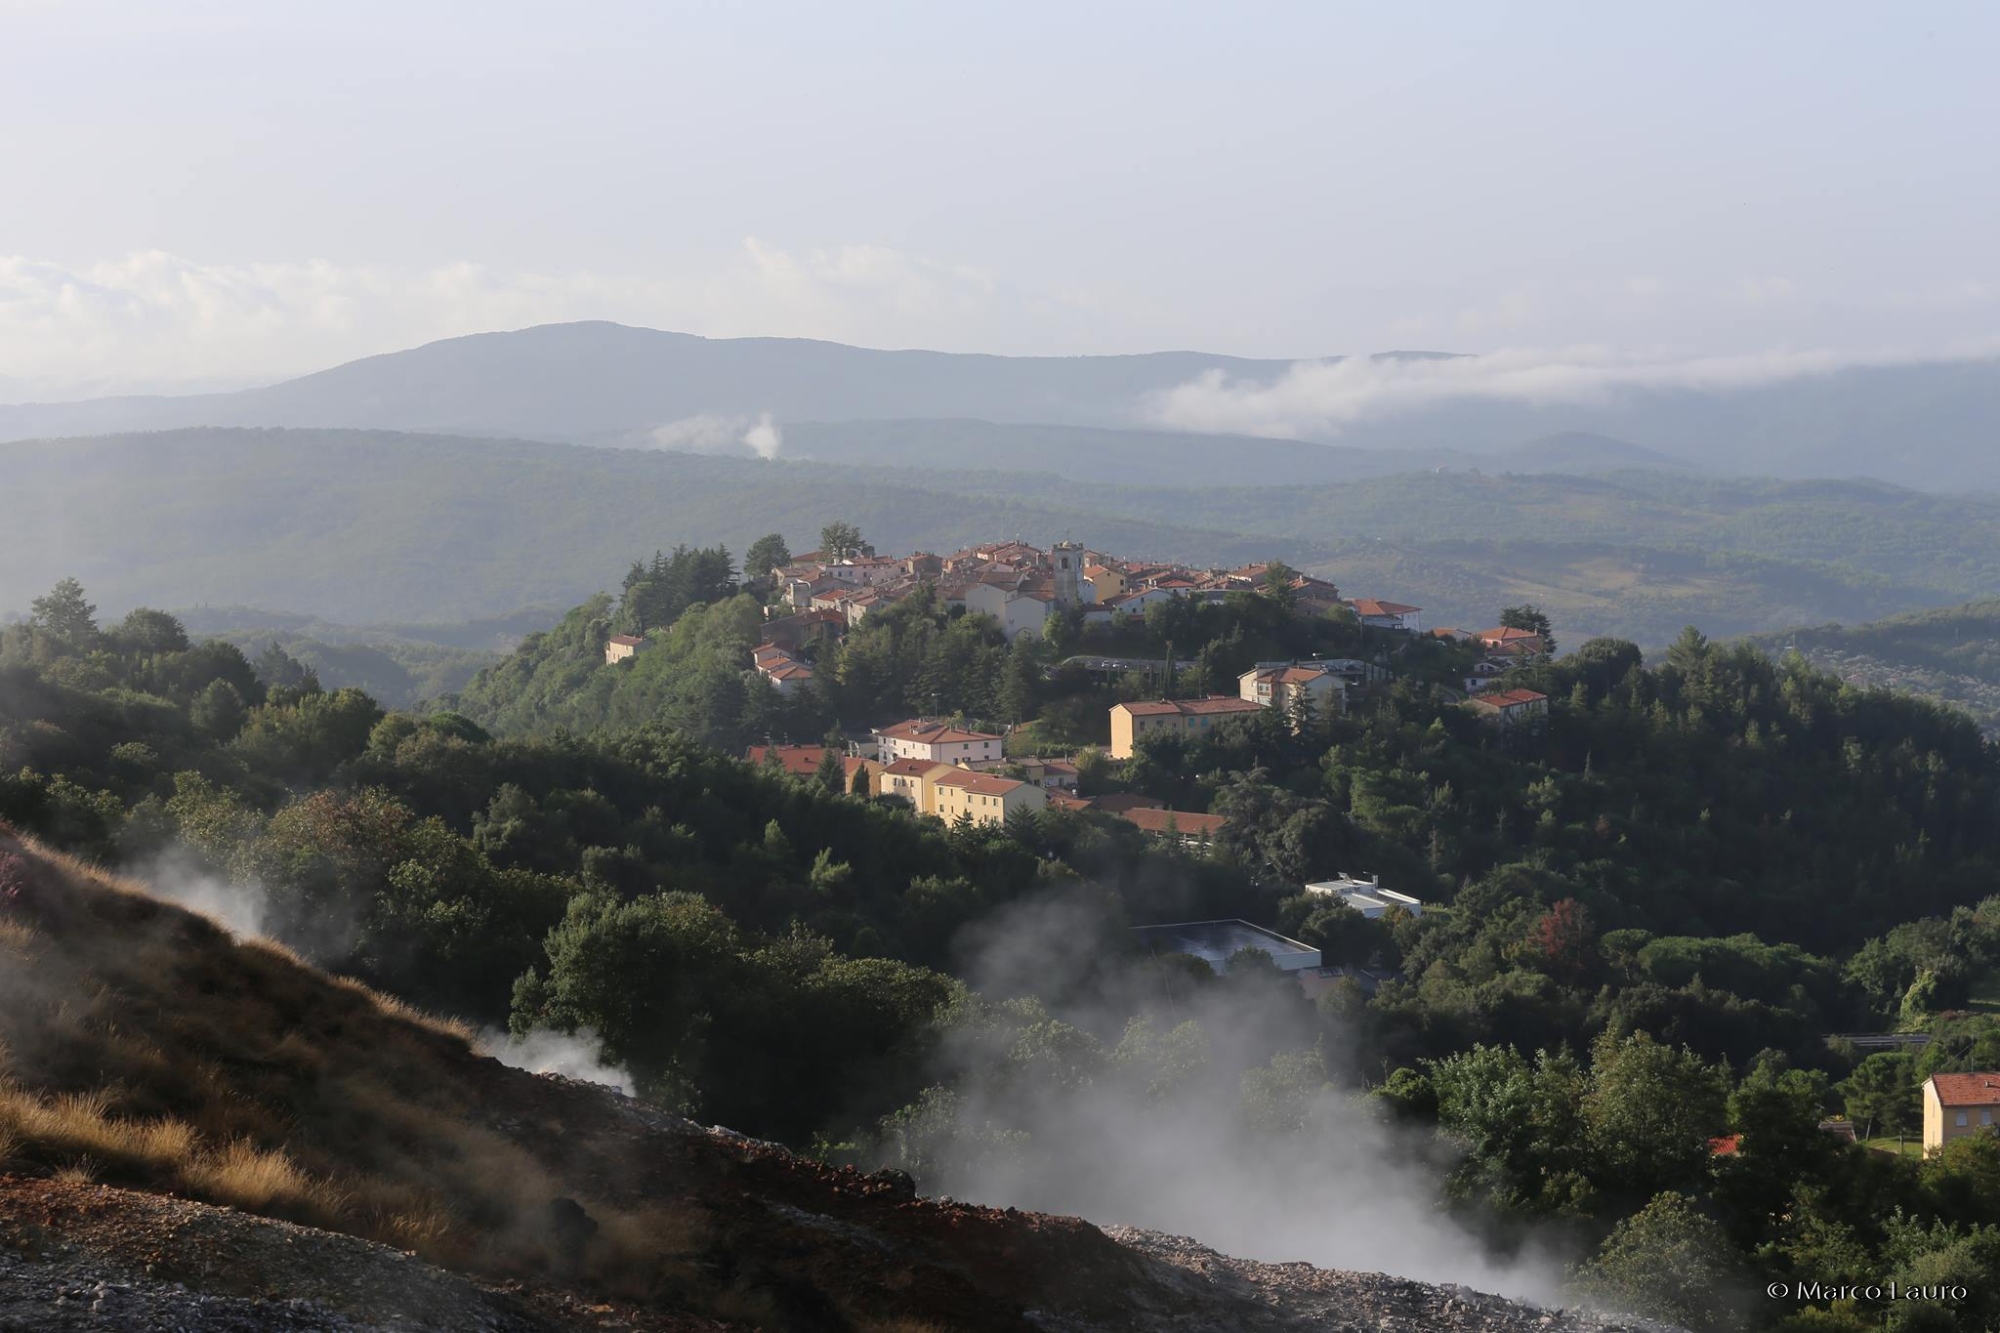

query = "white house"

[
  {"left": 963, "top": 582, "right": 1055, "bottom": 640},
  {"left": 1305, "top": 873, "right": 1424, "bottom": 919},
  {"left": 872, "top": 719, "right": 1005, "bottom": 765},
  {"left": 1238, "top": 662, "right": 1347, "bottom": 717},
  {"left": 1347, "top": 598, "right": 1423, "bottom": 632}
]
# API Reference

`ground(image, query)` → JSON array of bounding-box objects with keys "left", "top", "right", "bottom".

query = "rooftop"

[
  {"left": 1130, "top": 919, "right": 1322, "bottom": 974},
  {"left": 1931, "top": 1073, "right": 2000, "bottom": 1106}
]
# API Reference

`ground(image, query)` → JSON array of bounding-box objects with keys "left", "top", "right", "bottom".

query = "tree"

[
  {"left": 1840, "top": 1052, "right": 1917, "bottom": 1139},
  {"left": 815, "top": 745, "right": 847, "bottom": 793},
  {"left": 820, "top": 521, "right": 865, "bottom": 561},
  {"left": 29, "top": 578, "right": 98, "bottom": 647},
  {"left": 1262, "top": 561, "right": 1300, "bottom": 611},
  {"left": 190, "top": 679, "right": 249, "bottom": 742},
  {"left": 1570, "top": 1191, "right": 1750, "bottom": 1332},
  {"left": 1498, "top": 604, "right": 1554, "bottom": 655},
  {"left": 744, "top": 533, "right": 793, "bottom": 583},
  {"left": 108, "top": 608, "right": 189, "bottom": 655},
  {"left": 849, "top": 763, "right": 872, "bottom": 797},
  {"left": 1582, "top": 1031, "right": 1729, "bottom": 1199},
  {"left": 997, "top": 636, "right": 1042, "bottom": 725}
]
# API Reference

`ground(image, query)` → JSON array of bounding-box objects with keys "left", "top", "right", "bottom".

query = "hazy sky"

[{"left": 3, "top": 1, "right": 1996, "bottom": 395}]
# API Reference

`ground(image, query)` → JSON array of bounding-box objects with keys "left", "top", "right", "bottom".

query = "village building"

[
  {"left": 930, "top": 768, "right": 1048, "bottom": 827},
  {"left": 1924, "top": 1073, "right": 2000, "bottom": 1153},
  {"left": 1118, "top": 806, "right": 1229, "bottom": 845},
  {"left": 1305, "top": 873, "right": 1424, "bottom": 918},
  {"left": 1108, "top": 696, "right": 1265, "bottom": 759},
  {"left": 604, "top": 633, "right": 647, "bottom": 665},
  {"left": 872, "top": 719, "right": 1004, "bottom": 765},
  {"left": 1238, "top": 662, "right": 1347, "bottom": 717},
  {"left": 1465, "top": 688, "right": 1550, "bottom": 727},
  {"left": 1346, "top": 598, "right": 1423, "bottom": 632}
]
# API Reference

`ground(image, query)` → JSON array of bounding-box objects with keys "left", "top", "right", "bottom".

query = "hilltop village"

[{"left": 601, "top": 533, "right": 1552, "bottom": 853}]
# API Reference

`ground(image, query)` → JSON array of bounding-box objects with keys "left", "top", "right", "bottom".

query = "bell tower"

[{"left": 1052, "top": 540, "right": 1083, "bottom": 609}]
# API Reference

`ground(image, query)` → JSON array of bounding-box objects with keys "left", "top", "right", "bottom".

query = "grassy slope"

[{"left": 0, "top": 826, "right": 1161, "bottom": 1329}]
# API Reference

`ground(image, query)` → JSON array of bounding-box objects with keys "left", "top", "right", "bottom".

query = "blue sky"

[{"left": 2, "top": 1, "right": 1995, "bottom": 391}]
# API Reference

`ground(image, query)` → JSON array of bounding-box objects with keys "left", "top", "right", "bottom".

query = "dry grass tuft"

[
  {"left": 52, "top": 1159, "right": 100, "bottom": 1185},
  {"left": 181, "top": 1140, "right": 342, "bottom": 1217},
  {"left": 0, "top": 918, "right": 37, "bottom": 952}
]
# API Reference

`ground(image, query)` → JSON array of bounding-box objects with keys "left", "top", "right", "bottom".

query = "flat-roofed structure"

[
  {"left": 1304, "top": 873, "right": 1424, "bottom": 918},
  {"left": 1131, "top": 919, "right": 1322, "bottom": 974}
]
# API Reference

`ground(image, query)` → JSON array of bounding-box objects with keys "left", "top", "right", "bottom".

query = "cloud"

[
  {"left": 0, "top": 243, "right": 1100, "bottom": 400},
  {"left": 639, "top": 411, "right": 784, "bottom": 459},
  {"left": 1145, "top": 344, "right": 1891, "bottom": 439}
]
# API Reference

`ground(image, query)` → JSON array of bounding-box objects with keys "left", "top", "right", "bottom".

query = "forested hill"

[
  {"left": 1745, "top": 600, "right": 2000, "bottom": 731},
  {"left": 14, "top": 427, "right": 2000, "bottom": 645},
  {"left": 17, "top": 580, "right": 2000, "bottom": 1324}
]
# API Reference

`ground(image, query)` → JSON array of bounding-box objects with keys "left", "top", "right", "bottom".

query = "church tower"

[{"left": 1052, "top": 540, "right": 1083, "bottom": 609}]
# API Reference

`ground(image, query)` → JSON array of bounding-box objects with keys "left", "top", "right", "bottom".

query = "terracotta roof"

[
  {"left": 1119, "top": 807, "right": 1229, "bottom": 836},
  {"left": 1348, "top": 598, "right": 1421, "bottom": 617},
  {"left": 607, "top": 634, "right": 646, "bottom": 647},
  {"left": 1707, "top": 1134, "right": 1742, "bottom": 1156},
  {"left": 745, "top": 744, "right": 837, "bottom": 777},
  {"left": 932, "top": 769, "right": 1032, "bottom": 797},
  {"left": 1931, "top": 1073, "right": 2000, "bottom": 1106},
  {"left": 1476, "top": 626, "right": 1544, "bottom": 641},
  {"left": 1047, "top": 792, "right": 1095, "bottom": 811},
  {"left": 1468, "top": 688, "right": 1547, "bottom": 710},
  {"left": 874, "top": 719, "right": 1004, "bottom": 745},
  {"left": 1116, "top": 697, "right": 1265, "bottom": 718},
  {"left": 882, "top": 757, "right": 945, "bottom": 777},
  {"left": 762, "top": 661, "right": 815, "bottom": 681}
]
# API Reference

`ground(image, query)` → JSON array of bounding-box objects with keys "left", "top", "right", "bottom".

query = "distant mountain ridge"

[{"left": 6, "top": 320, "right": 2000, "bottom": 489}]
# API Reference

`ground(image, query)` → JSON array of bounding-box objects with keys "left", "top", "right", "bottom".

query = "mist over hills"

[
  {"left": 4, "top": 320, "right": 1999, "bottom": 489},
  {"left": 6, "top": 426, "right": 2000, "bottom": 647}
]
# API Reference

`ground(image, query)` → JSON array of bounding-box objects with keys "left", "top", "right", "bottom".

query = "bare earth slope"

[{"left": 0, "top": 827, "right": 1677, "bottom": 1332}]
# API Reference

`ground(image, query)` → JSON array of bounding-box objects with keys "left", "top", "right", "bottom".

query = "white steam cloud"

[
  {"left": 640, "top": 411, "right": 784, "bottom": 459},
  {"left": 891, "top": 893, "right": 1568, "bottom": 1304},
  {"left": 480, "top": 1026, "right": 635, "bottom": 1097},
  {"left": 1146, "top": 344, "right": 1978, "bottom": 439},
  {"left": 132, "top": 849, "right": 271, "bottom": 941}
]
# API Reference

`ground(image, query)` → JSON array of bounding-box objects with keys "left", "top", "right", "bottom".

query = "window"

[{"left": 1958, "top": 1111, "right": 1970, "bottom": 1127}]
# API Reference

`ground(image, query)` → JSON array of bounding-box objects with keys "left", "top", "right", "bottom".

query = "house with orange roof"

[
  {"left": 1465, "top": 688, "right": 1549, "bottom": 727},
  {"left": 872, "top": 719, "right": 1004, "bottom": 765},
  {"left": 1109, "top": 696, "right": 1265, "bottom": 759},
  {"left": 1347, "top": 598, "right": 1423, "bottom": 632},
  {"left": 1238, "top": 662, "right": 1346, "bottom": 718},
  {"left": 930, "top": 768, "right": 1048, "bottom": 828},
  {"left": 604, "top": 633, "right": 647, "bottom": 665},
  {"left": 1475, "top": 626, "right": 1549, "bottom": 655},
  {"left": 1925, "top": 1073, "right": 2000, "bottom": 1152},
  {"left": 1117, "top": 805, "right": 1229, "bottom": 845}
]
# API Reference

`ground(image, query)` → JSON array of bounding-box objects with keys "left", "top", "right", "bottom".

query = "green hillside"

[{"left": 1744, "top": 600, "right": 2000, "bottom": 731}]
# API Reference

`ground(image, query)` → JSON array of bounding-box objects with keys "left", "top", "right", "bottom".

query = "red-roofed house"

[
  {"left": 1238, "top": 662, "right": 1346, "bottom": 718},
  {"left": 1117, "top": 806, "right": 1229, "bottom": 845},
  {"left": 1476, "top": 626, "right": 1550, "bottom": 656},
  {"left": 872, "top": 719, "right": 1004, "bottom": 765},
  {"left": 1465, "top": 689, "right": 1549, "bottom": 727},
  {"left": 931, "top": 768, "right": 1048, "bottom": 827},
  {"left": 1925, "top": 1073, "right": 2000, "bottom": 1152},
  {"left": 604, "top": 633, "right": 647, "bottom": 665},
  {"left": 1347, "top": 598, "right": 1423, "bottom": 632},
  {"left": 1108, "top": 696, "right": 1265, "bottom": 759}
]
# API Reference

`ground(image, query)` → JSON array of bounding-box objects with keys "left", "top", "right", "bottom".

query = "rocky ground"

[{"left": 0, "top": 1172, "right": 1684, "bottom": 1333}]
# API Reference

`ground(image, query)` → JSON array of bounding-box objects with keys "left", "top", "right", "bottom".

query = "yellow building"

[
  {"left": 930, "top": 769, "right": 1048, "bottom": 827},
  {"left": 1924, "top": 1074, "right": 2000, "bottom": 1153},
  {"left": 1109, "top": 696, "right": 1266, "bottom": 759},
  {"left": 1081, "top": 564, "right": 1128, "bottom": 604}
]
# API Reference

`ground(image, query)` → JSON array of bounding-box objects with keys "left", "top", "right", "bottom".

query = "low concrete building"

[
  {"left": 1924, "top": 1073, "right": 2000, "bottom": 1153},
  {"left": 1305, "top": 873, "right": 1424, "bottom": 918},
  {"left": 1131, "top": 919, "right": 1322, "bottom": 975},
  {"left": 1118, "top": 806, "right": 1228, "bottom": 845}
]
